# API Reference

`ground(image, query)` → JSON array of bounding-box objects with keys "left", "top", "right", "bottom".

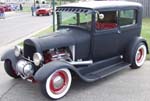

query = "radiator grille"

[{"left": 24, "top": 43, "right": 36, "bottom": 60}]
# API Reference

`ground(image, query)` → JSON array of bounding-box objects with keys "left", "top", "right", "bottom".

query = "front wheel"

[
  {"left": 4, "top": 60, "right": 19, "bottom": 78},
  {"left": 41, "top": 68, "right": 72, "bottom": 99},
  {"left": 130, "top": 43, "right": 147, "bottom": 69}
]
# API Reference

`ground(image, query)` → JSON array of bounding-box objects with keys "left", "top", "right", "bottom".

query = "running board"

[{"left": 83, "top": 61, "right": 130, "bottom": 81}]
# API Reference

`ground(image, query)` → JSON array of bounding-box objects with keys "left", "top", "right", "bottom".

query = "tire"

[
  {"left": 36, "top": 14, "right": 39, "bottom": 16},
  {"left": 130, "top": 43, "right": 147, "bottom": 69},
  {"left": 46, "top": 13, "right": 50, "bottom": 16},
  {"left": 4, "top": 60, "right": 19, "bottom": 78},
  {"left": 41, "top": 68, "right": 72, "bottom": 99}
]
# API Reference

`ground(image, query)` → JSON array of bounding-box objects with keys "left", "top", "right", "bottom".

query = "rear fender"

[{"left": 124, "top": 37, "right": 149, "bottom": 63}]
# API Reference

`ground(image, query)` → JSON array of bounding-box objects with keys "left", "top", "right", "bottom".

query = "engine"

[
  {"left": 43, "top": 47, "right": 72, "bottom": 63},
  {"left": 15, "top": 47, "right": 72, "bottom": 80}
]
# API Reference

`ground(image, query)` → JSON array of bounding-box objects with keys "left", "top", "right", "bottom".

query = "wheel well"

[
  {"left": 142, "top": 41, "right": 149, "bottom": 54},
  {"left": 68, "top": 69, "right": 81, "bottom": 81},
  {"left": 123, "top": 39, "right": 148, "bottom": 63}
]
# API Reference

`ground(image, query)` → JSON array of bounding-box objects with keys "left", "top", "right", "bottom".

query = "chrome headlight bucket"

[
  {"left": 14, "top": 45, "right": 22, "bottom": 57},
  {"left": 33, "top": 53, "right": 43, "bottom": 66}
]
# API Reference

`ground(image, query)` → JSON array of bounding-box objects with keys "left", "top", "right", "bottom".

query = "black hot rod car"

[{"left": 1, "top": 1, "right": 149, "bottom": 99}]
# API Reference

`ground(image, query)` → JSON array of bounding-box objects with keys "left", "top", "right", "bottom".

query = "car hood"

[
  {"left": 37, "top": 8, "right": 50, "bottom": 11},
  {"left": 24, "top": 28, "right": 90, "bottom": 53}
]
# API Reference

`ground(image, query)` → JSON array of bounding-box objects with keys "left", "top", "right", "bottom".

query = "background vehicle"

[
  {"left": 36, "top": 5, "right": 53, "bottom": 16},
  {"left": 1, "top": 1, "right": 149, "bottom": 100},
  {"left": 0, "top": 4, "right": 12, "bottom": 12}
]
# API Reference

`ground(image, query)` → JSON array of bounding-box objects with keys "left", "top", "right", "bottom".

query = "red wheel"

[
  {"left": 131, "top": 43, "right": 147, "bottom": 69},
  {"left": 45, "top": 68, "right": 72, "bottom": 99}
]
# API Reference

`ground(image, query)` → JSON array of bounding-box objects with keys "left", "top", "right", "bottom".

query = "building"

[{"left": 127, "top": 0, "right": 150, "bottom": 17}]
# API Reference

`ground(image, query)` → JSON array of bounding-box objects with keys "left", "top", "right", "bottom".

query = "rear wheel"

[
  {"left": 130, "top": 43, "right": 147, "bottom": 69},
  {"left": 4, "top": 60, "right": 19, "bottom": 78},
  {"left": 41, "top": 68, "right": 72, "bottom": 99}
]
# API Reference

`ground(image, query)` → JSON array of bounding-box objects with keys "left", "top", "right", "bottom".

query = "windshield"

[
  {"left": 40, "top": 4, "right": 51, "bottom": 8},
  {"left": 58, "top": 12, "right": 92, "bottom": 30}
]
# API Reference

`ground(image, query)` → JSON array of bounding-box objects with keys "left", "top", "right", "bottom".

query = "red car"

[
  {"left": 3, "top": 5, "right": 12, "bottom": 12},
  {"left": 0, "top": 4, "right": 12, "bottom": 12},
  {"left": 36, "top": 5, "right": 53, "bottom": 16}
]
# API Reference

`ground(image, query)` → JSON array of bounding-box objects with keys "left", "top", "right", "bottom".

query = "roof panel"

[{"left": 58, "top": 1, "right": 142, "bottom": 10}]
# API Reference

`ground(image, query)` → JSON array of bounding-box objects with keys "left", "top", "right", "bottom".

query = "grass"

[
  {"left": 22, "top": 6, "right": 31, "bottom": 12},
  {"left": 141, "top": 18, "right": 150, "bottom": 60},
  {"left": 19, "top": 18, "right": 150, "bottom": 59},
  {"left": 33, "top": 26, "right": 53, "bottom": 37}
]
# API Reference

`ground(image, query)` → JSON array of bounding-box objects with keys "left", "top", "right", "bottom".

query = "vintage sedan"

[
  {"left": 36, "top": 5, "right": 53, "bottom": 16},
  {"left": 1, "top": 1, "right": 149, "bottom": 99}
]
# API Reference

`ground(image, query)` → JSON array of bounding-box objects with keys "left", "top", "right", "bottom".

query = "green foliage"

[{"left": 141, "top": 18, "right": 150, "bottom": 60}]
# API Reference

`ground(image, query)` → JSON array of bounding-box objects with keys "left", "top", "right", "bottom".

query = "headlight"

[
  {"left": 33, "top": 53, "right": 43, "bottom": 66},
  {"left": 14, "top": 45, "right": 22, "bottom": 57}
]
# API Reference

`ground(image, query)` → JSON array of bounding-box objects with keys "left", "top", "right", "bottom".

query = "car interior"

[{"left": 96, "top": 11, "right": 117, "bottom": 30}]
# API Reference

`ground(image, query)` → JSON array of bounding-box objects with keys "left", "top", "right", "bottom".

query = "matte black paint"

[
  {"left": 124, "top": 37, "right": 149, "bottom": 63},
  {"left": 24, "top": 28, "right": 91, "bottom": 60},
  {"left": 34, "top": 56, "right": 130, "bottom": 82},
  {"left": 1, "top": 49, "right": 18, "bottom": 70}
]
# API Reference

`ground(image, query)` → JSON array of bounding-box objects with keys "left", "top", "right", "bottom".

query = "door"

[
  {"left": 92, "top": 10, "right": 120, "bottom": 61},
  {"left": 117, "top": 9, "right": 140, "bottom": 53}
]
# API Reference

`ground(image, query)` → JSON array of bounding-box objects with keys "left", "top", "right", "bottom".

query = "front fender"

[
  {"left": 1, "top": 48, "right": 18, "bottom": 69},
  {"left": 34, "top": 61, "right": 78, "bottom": 82}
]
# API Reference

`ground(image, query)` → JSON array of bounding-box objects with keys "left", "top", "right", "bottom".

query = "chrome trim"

[
  {"left": 20, "top": 55, "right": 34, "bottom": 63},
  {"left": 69, "top": 60, "right": 93, "bottom": 65},
  {"left": 70, "top": 45, "right": 75, "bottom": 61},
  {"left": 33, "top": 52, "right": 43, "bottom": 66},
  {"left": 14, "top": 45, "right": 22, "bottom": 57}
]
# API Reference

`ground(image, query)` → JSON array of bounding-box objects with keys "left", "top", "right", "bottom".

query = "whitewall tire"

[
  {"left": 131, "top": 43, "right": 147, "bottom": 69},
  {"left": 45, "top": 68, "right": 72, "bottom": 99}
]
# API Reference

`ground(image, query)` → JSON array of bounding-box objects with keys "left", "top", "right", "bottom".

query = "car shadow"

[{"left": 4, "top": 67, "right": 133, "bottom": 101}]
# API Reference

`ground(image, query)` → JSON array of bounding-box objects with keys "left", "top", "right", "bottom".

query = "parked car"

[
  {"left": 0, "top": 4, "right": 12, "bottom": 12},
  {"left": 1, "top": 1, "right": 149, "bottom": 100},
  {"left": 36, "top": 5, "right": 53, "bottom": 16},
  {"left": 0, "top": 6, "right": 5, "bottom": 19},
  {"left": 4, "top": 5, "right": 12, "bottom": 12}
]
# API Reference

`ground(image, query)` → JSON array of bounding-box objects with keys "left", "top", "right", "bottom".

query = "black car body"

[{"left": 1, "top": 1, "right": 149, "bottom": 99}]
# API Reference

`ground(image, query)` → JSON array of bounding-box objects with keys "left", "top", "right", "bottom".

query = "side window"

[
  {"left": 80, "top": 13, "right": 91, "bottom": 24},
  {"left": 119, "top": 10, "right": 136, "bottom": 26},
  {"left": 96, "top": 11, "right": 118, "bottom": 30}
]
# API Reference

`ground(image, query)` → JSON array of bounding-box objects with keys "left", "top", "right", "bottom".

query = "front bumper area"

[{"left": 16, "top": 59, "right": 35, "bottom": 80}]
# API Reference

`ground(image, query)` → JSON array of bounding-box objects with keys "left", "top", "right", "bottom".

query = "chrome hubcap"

[{"left": 53, "top": 76, "right": 64, "bottom": 89}]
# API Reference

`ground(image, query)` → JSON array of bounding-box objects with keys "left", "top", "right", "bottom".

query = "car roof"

[{"left": 59, "top": 1, "right": 142, "bottom": 10}]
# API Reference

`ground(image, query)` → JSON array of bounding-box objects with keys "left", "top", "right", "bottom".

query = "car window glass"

[
  {"left": 119, "top": 10, "right": 136, "bottom": 26},
  {"left": 58, "top": 12, "right": 92, "bottom": 31},
  {"left": 80, "top": 13, "right": 91, "bottom": 23},
  {"left": 61, "top": 12, "right": 77, "bottom": 25},
  {"left": 96, "top": 11, "right": 117, "bottom": 30},
  {"left": 79, "top": 13, "right": 92, "bottom": 29}
]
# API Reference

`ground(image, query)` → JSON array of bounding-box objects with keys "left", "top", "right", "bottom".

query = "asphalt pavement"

[{"left": 0, "top": 12, "right": 53, "bottom": 47}]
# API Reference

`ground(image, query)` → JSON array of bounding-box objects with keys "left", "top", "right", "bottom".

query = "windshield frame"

[{"left": 57, "top": 10, "right": 93, "bottom": 31}]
